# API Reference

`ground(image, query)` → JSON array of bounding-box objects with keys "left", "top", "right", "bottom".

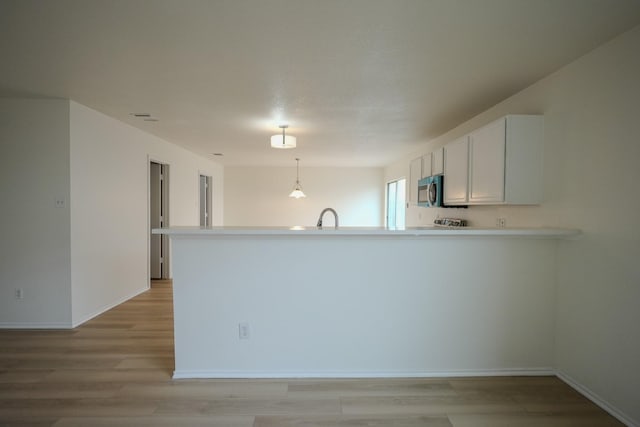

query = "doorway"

[
  {"left": 150, "top": 162, "right": 170, "bottom": 279},
  {"left": 386, "top": 178, "right": 406, "bottom": 229},
  {"left": 199, "top": 174, "right": 212, "bottom": 227}
]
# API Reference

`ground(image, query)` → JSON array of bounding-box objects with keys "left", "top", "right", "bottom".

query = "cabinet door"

[
  {"left": 469, "top": 118, "right": 506, "bottom": 204},
  {"left": 443, "top": 136, "right": 469, "bottom": 205},
  {"left": 432, "top": 147, "right": 444, "bottom": 175},
  {"left": 503, "top": 115, "right": 544, "bottom": 204},
  {"left": 409, "top": 157, "right": 422, "bottom": 204},
  {"left": 421, "top": 153, "right": 432, "bottom": 178}
]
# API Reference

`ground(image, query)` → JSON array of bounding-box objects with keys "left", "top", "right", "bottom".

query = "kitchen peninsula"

[{"left": 155, "top": 226, "right": 579, "bottom": 379}]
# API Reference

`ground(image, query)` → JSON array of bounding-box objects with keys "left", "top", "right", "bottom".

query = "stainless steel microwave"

[{"left": 417, "top": 175, "right": 443, "bottom": 207}]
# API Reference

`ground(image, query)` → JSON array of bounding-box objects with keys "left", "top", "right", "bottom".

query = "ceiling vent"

[{"left": 130, "top": 113, "right": 159, "bottom": 122}]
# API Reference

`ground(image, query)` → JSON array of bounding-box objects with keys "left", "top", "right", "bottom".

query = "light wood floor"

[{"left": 0, "top": 280, "right": 623, "bottom": 427}]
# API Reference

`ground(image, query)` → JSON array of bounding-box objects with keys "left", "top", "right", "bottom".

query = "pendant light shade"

[
  {"left": 271, "top": 125, "right": 296, "bottom": 149},
  {"left": 289, "top": 158, "right": 306, "bottom": 198}
]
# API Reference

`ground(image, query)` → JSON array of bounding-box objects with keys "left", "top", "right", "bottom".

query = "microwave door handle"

[{"left": 429, "top": 182, "right": 436, "bottom": 207}]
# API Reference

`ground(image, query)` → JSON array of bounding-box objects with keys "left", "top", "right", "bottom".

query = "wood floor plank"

[
  {"left": 340, "top": 395, "right": 525, "bottom": 416},
  {"left": 449, "top": 376, "right": 566, "bottom": 389},
  {"left": 0, "top": 370, "right": 54, "bottom": 384},
  {"left": 5, "top": 358, "right": 121, "bottom": 370},
  {"left": 71, "top": 329, "right": 171, "bottom": 338},
  {"left": 449, "top": 413, "right": 624, "bottom": 427},
  {"left": 0, "top": 382, "right": 122, "bottom": 399},
  {"left": 52, "top": 415, "right": 255, "bottom": 427},
  {"left": 41, "top": 369, "right": 171, "bottom": 383},
  {"left": 0, "top": 398, "right": 157, "bottom": 417},
  {"left": 287, "top": 378, "right": 457, "bottom": 398},
  {"left": 56, "top": 322, "right": 135, "bottom": 329},
  {"left": 254, "top": 414, "right": 453, "bottom": 426},
  {"left": 114, "top": 356, "right": 174, "bottom": 369},
  {"left": 522, "top": 401, "right": 616, "bottom": 415},
  {"left": 155, "top": 397, "right": 342, "bottom": 416},
  {"left": 117, "top": 381, "right": 288, "bottom": 399},
  {"left": 129, "top": 322, "right": 175, "bottom": 331},
  {"left": 0, "top": 417, "right": 58, "bottom": 427},
  {"left": 147, "top": 398, "right": 209, "bottom": 415}
]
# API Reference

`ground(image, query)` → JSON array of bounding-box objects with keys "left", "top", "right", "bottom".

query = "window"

[{"left": 386, "top": 178, "right": 406, "bottom": 228}]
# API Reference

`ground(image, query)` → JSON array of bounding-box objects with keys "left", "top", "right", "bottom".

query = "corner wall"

[
  {"left": 224, "top": 166, "right": 383, "bottom": 227},
  {"left": 0, "top": 98, "right": 72, "bottom": 327},
  {"left": 69, "top": 101, "right": 223, "bottom": 326},
  {"left": 550, "top": 27, "right": 640, "bottom": 426},
  {"left": 385, "top": 25, "right": 640, "bottom": 425}
]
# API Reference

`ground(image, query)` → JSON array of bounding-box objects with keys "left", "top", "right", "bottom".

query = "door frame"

[
  {"left": 385, "top": 177, "right": 407, "bottom": 229},
  {"left": 198, "top": 171, "right": 213, "bottom": 227}
]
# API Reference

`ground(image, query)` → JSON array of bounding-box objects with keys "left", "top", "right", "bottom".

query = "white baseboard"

[
  {"left": 173, "top": 367, "right": 555, "bottom": 380},
  {"left": 0, "top": 321, "right": 73, "bottom": 329},
  {"left": 71, "top": 285, "right": 149, "bottom": 328},
  {"left": 557, "top": 370, "right": 638, "bottom": 427}
]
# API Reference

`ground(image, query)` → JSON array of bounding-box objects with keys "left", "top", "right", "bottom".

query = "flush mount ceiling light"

[
  {"left": 271, "top": 125, "right": 296, "bottom": 149},
  {"left": 289, "top": 158, "right": 306, "bottom": 199}
]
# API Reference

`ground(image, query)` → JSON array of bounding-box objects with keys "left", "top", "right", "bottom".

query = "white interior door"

[{"left": 150, "top": 162, "right": 169, "bottom": 279}]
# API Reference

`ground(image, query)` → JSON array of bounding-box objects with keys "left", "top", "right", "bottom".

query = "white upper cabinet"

[
  {"left": 408, "top": 156, "right": 422, "bottom": 204},
  {"left": 411, "top": 115, "right": 542, "bottom": 207},
  {"left": 432, "top": 147, "right": 444, "bottom": 175},
  {"left": 443, "top": 135, "right": 469, "bottom": 205},
  {"left": 468, "top": 115, "right": 544, "bottom": 205},
  {"left": 421, "top": 153, "right": 432, "bottom": 178}
]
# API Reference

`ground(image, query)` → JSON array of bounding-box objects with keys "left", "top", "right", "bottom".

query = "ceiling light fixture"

[
  {"left": 289, "top": 158, "right": 306, "bottom": 199},
  {"left": 271, "top": 125, "right": 296, "bottom": 149}
]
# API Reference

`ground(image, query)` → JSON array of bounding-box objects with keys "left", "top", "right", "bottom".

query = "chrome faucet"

[{"left": 317, "top": 208, "right": 339, "bottom": 229}]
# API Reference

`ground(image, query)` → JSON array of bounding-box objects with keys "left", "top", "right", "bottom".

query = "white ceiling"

[{"left": 2, "top": 0, "right": 640, "bottom": 167}]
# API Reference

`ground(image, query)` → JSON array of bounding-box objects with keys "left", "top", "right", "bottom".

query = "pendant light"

[
  {"left": 271, "top": 125, "right": 296, "bottom": 149},
  {"left": 289, "top": 158, "right": 306, "bottom": 198}
]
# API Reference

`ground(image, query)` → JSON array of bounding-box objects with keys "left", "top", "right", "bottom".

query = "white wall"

[
  {"left": 550, "top": 28, "right": 640, "bottom": 426},
  {"left": 172, "top": 234, "right": 557, "bottom": 378},
  {"left": 224, "top": 167, "right": 383, "bottom": 227},
  {"left": 0, "top": 98, "right": 72, "bottom": 327},
  {"left": 69, "top": 101, "right": 224, "bottom": 326},
  {"left": 0, "top": 98, "right": 223, "bottom": 328},
  {"left": 385, "top": 25, "right": 640, "bottom": 425}
]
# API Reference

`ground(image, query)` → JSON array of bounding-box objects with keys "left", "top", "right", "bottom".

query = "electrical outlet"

[
  {"left": 15, "top": 288, "right": 24, "bottom": 299},
  {"left": 54, "top": 197, "right": 66, "bottom": 208},
  {"left": 238, "top": 322, "right": 250, "bottom": 340},
  {"left": 496, "top": 217, "right": 506, "bottom": 228}
]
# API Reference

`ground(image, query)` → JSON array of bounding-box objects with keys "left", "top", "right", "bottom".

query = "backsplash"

[{"left": 406, "top": 204, "right": 554, "bottom": 228}]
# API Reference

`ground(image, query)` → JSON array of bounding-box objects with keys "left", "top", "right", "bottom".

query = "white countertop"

[{"left": 153, "top": 226, "right": 581, "bottom": 238}]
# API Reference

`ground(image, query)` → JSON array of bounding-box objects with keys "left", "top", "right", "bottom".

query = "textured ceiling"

[{"left": 1, "top": 0, "right": 640, "bottom": 166}]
